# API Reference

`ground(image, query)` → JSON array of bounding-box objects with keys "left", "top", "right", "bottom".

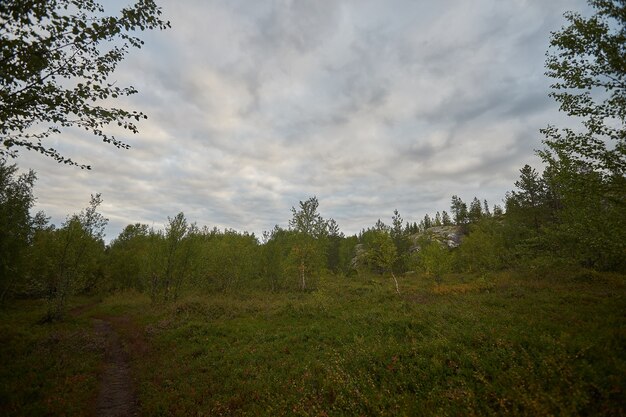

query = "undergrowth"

[{"left": 1, "top": 270, "right": 624, "bottom": 416}]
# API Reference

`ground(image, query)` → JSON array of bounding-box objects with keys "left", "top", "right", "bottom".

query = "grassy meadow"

[{"left": 1, "top": 269, "right": 625, "bottom": 416}]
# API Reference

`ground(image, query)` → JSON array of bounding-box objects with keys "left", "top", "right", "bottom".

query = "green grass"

[
  {"left": 0, "top": 296, "right": 104, "bottom": 416},
  {"left": 1, "top": 270, "right": 625, "bottom": 416}
]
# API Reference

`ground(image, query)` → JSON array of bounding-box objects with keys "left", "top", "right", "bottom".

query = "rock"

[
  {"left": 350, "top": 243, "right": 371, "bottom": 271},
  {"left": 410, "top": 225, "right": 464, "bottom": 251}
]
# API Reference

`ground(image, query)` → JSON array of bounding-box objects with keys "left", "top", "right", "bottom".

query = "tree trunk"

[{"left": 391, "top": 271, "right": 400, "bottom": 295}]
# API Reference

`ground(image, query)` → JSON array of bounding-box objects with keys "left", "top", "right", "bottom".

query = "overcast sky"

[{"left": 15, "top": 0, "right": 590, "bottom": 241}]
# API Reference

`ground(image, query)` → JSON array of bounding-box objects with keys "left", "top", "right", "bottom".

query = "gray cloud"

[{"left": 15, "top": 0, "right": 591, "bottom": 241}]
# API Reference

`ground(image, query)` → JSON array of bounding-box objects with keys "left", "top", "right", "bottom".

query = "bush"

[{"left": 457, "top": 219, "right": 506, "bottom": 273}]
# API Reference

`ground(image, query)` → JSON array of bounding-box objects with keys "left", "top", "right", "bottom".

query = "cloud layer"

[{"left": 16, "top": 0, "right": 590, "bottom": 240}]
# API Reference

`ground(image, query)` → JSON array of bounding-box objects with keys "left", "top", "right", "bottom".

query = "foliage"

[
  {"left": 324, "top": 218, "right": 344, "bottom": 273},
  {"left": 506, "top": 164, "right": 548, "bottom": 231},
  {"left": 414, "top": 240, "right": 453, "bottom": 283},
  {"left": 0, "top": 0, "right": 170, "bottom": 168},
  {"left": 450, "top": 195, "right": 469, "bottom": 225},
  {"left": 457, "top": 219, "right": 507, "bottom": 273},
  {"left": 468, "top": 197, "right": 484, "bottom": 223},
  {"left": 542, "top": 0, "right": 625, "bottom": 175},
  {"left": 289, "top": 196, "right": 328, "bottom": 238},
  {"left": 200, "top": 228, "right": 259, "bottom": 292},
  {"left": 533, "top": 0, "right": 626, "bottom": 271},
  {"left": 366, "top": 229, "right": 400, "bottom": 293},
  {"left": 390, "top": 209, "right": 411, "bottom": 273},
  {"left": 4, "top": 270, "right": 625, "bottom": 415},
  {"left": 0, "top": 158, "right": 37, "bottom": 302},
  {"left": 441, "top": 210, "right": 452, "bottom": 226},
  {"left": 540, "top": 158, "right": 626, "bottom": 270},
  {"left": 337, "top": 235, "right": 358, "bottom": 275},
  {"left": 106, "top": 223, "right": 151, "bottom": 291},
  {"left": 287, "top": 232, "right": 324, "bottom": 291},
  {"left": 286, "top": 197, "right": 334, "bottom": 289},
  {"left": 28, "top": 194, "right": 107, "bottom": 320},
  {"left": 260, "top": 226, "right": 290, "bottom": 291}
]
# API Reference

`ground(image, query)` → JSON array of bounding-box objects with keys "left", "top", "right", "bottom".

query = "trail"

[{"left": 93, "top": 318, "right": 138, "bottom": 417}]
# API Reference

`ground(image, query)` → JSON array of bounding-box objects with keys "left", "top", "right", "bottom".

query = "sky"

[{"left": 15, "top": 0, "right": 591, "bottom": 242}]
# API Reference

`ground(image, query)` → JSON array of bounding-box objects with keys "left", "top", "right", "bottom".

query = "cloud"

[{"left": 15, "top": 0, "right": 591, "bottom": 240}]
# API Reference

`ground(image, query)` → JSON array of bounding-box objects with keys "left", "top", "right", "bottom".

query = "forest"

[
  {"left": 1, "top": 0, "right": 625, "bottom": 415},
  {"left": 1, "top": 162, "right": 624, "bottom": 316}
]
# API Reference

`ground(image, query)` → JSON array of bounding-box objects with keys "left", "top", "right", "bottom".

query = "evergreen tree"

[
  {"left": 450, "top": 195, "right": 468, "bottom": 225},
  {"left": 325, "top": 218, "right": 343, "bottom": 273},
  {"left": 509, "top": 165, "right": 546, "bottom": 230},
  {"left": 434, "top": 211, "right": 442, "bottom": 226},
  {"left": 468, "top": 197, "right": 483, "bottom": 223},
  {"left": 483, "top": 200, "right": 491, "bottom": 217},
  {"left": 374, "top": 219, "right": 388, "bottom": 231},
  {"left": 418, "top": 214, "right": 431, "bottom": 231},
  {"left": 391, "top": 209, "right": 404, "bottom": 239}
]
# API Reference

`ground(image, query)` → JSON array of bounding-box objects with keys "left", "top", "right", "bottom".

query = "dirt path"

[{"left": 93, "top": 318, "right": 138, "bottom": 417}]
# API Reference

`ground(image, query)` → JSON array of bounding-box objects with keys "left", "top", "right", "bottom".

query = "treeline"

[{"left": 1, "top": 150, "right": 624, "bottom": 320}]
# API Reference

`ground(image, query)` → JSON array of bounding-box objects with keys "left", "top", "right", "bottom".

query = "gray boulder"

[{"left": 410, "top": 225, "right": 464, "bottom": 252}]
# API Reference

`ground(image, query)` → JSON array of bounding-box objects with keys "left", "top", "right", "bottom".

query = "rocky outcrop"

[
  {"left": 349, "top": 225, "right": 466, "bottom": 272},
  {"left": 409, "top": 225, "right": 464, "bottom": 251},
  {"left": 350, "top": 243, "right": 370, "bottom": 272}
]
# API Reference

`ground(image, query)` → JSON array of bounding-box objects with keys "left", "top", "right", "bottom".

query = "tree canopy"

[
  {"left": 0, "top": 0, "right": 169, "bottom": 169},
  {"left": 541, "top": 0, "right": 625, "bottom": 175}
]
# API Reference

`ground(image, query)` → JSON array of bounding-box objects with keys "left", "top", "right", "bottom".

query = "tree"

[
  {"left": 482, "top": 200, "right": 491, "bottom": 217},
  {"left": 389, "top": 209, "right": 410, "bottom": 272},
  {"left": 325, "top": 218, "right": 343, "bottom": 273},
  {"left": 509, "top": 165, "right": 546, "bottom": 230},
  {"left": 288, "top": 197, "right": 328, "bottom": 288},
  {"left": 536, "top": 0, "right": 626, "bottom": 271},
  {"left": 391, "top": 209, "right": 404, "bottom": 239},
  {"left": 106, "top": 223, "right": 151, "bottom": 290},
  {"left": 420, "top": 214, "right": 433, "bottom": 230},
  {"left": 288, "top": 233, "right": 322, "bottom": 291},
  {"left": 289, "top": 196, "right": 328, "bottom": 238},
  {"left": 441, "top": 211, "right": 453, "bottom": 226},
  {"left": 416, "top": 241, "right": 452, "bottom": 284},
  {"left": 260, "top": 226, "right": 289, "bottom": 291},
  {"left": 368, "top": 230, "right": 400, "bottom": 294},
  {"left": 337, "top": 234, "right": 358, "bottom": 275},
  {"left": 468, "top": 197, "right": 483, "bottom": 223},
  {"left": 541, "top": 0, "right": 625, "bottom": 176},
  {"left": 0, "top": 158, "right": 37, "bottom": 302},
  {"left": 35, "top": 194, "right": 108, "bottom": 320},
  {"left": 0, "top": 0, "right": 170, "bottom": 168},
  {"left": 538, "top": 156, "right": 625, "bottom": 270},
  {"left": 161, "top": 212, "right": 190, "bottom": 301},
  {"left": 201, "top": 228, "right": 258, "bottom": 292},
  {"left": 374, "top": 219, "right": 388, "bottom": 232},
  {"left": 457, "top": 219, "right": 506, "bottom": 273},
  {"left": 450, "top": 195, "right": 468, "bottom": 225}
]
